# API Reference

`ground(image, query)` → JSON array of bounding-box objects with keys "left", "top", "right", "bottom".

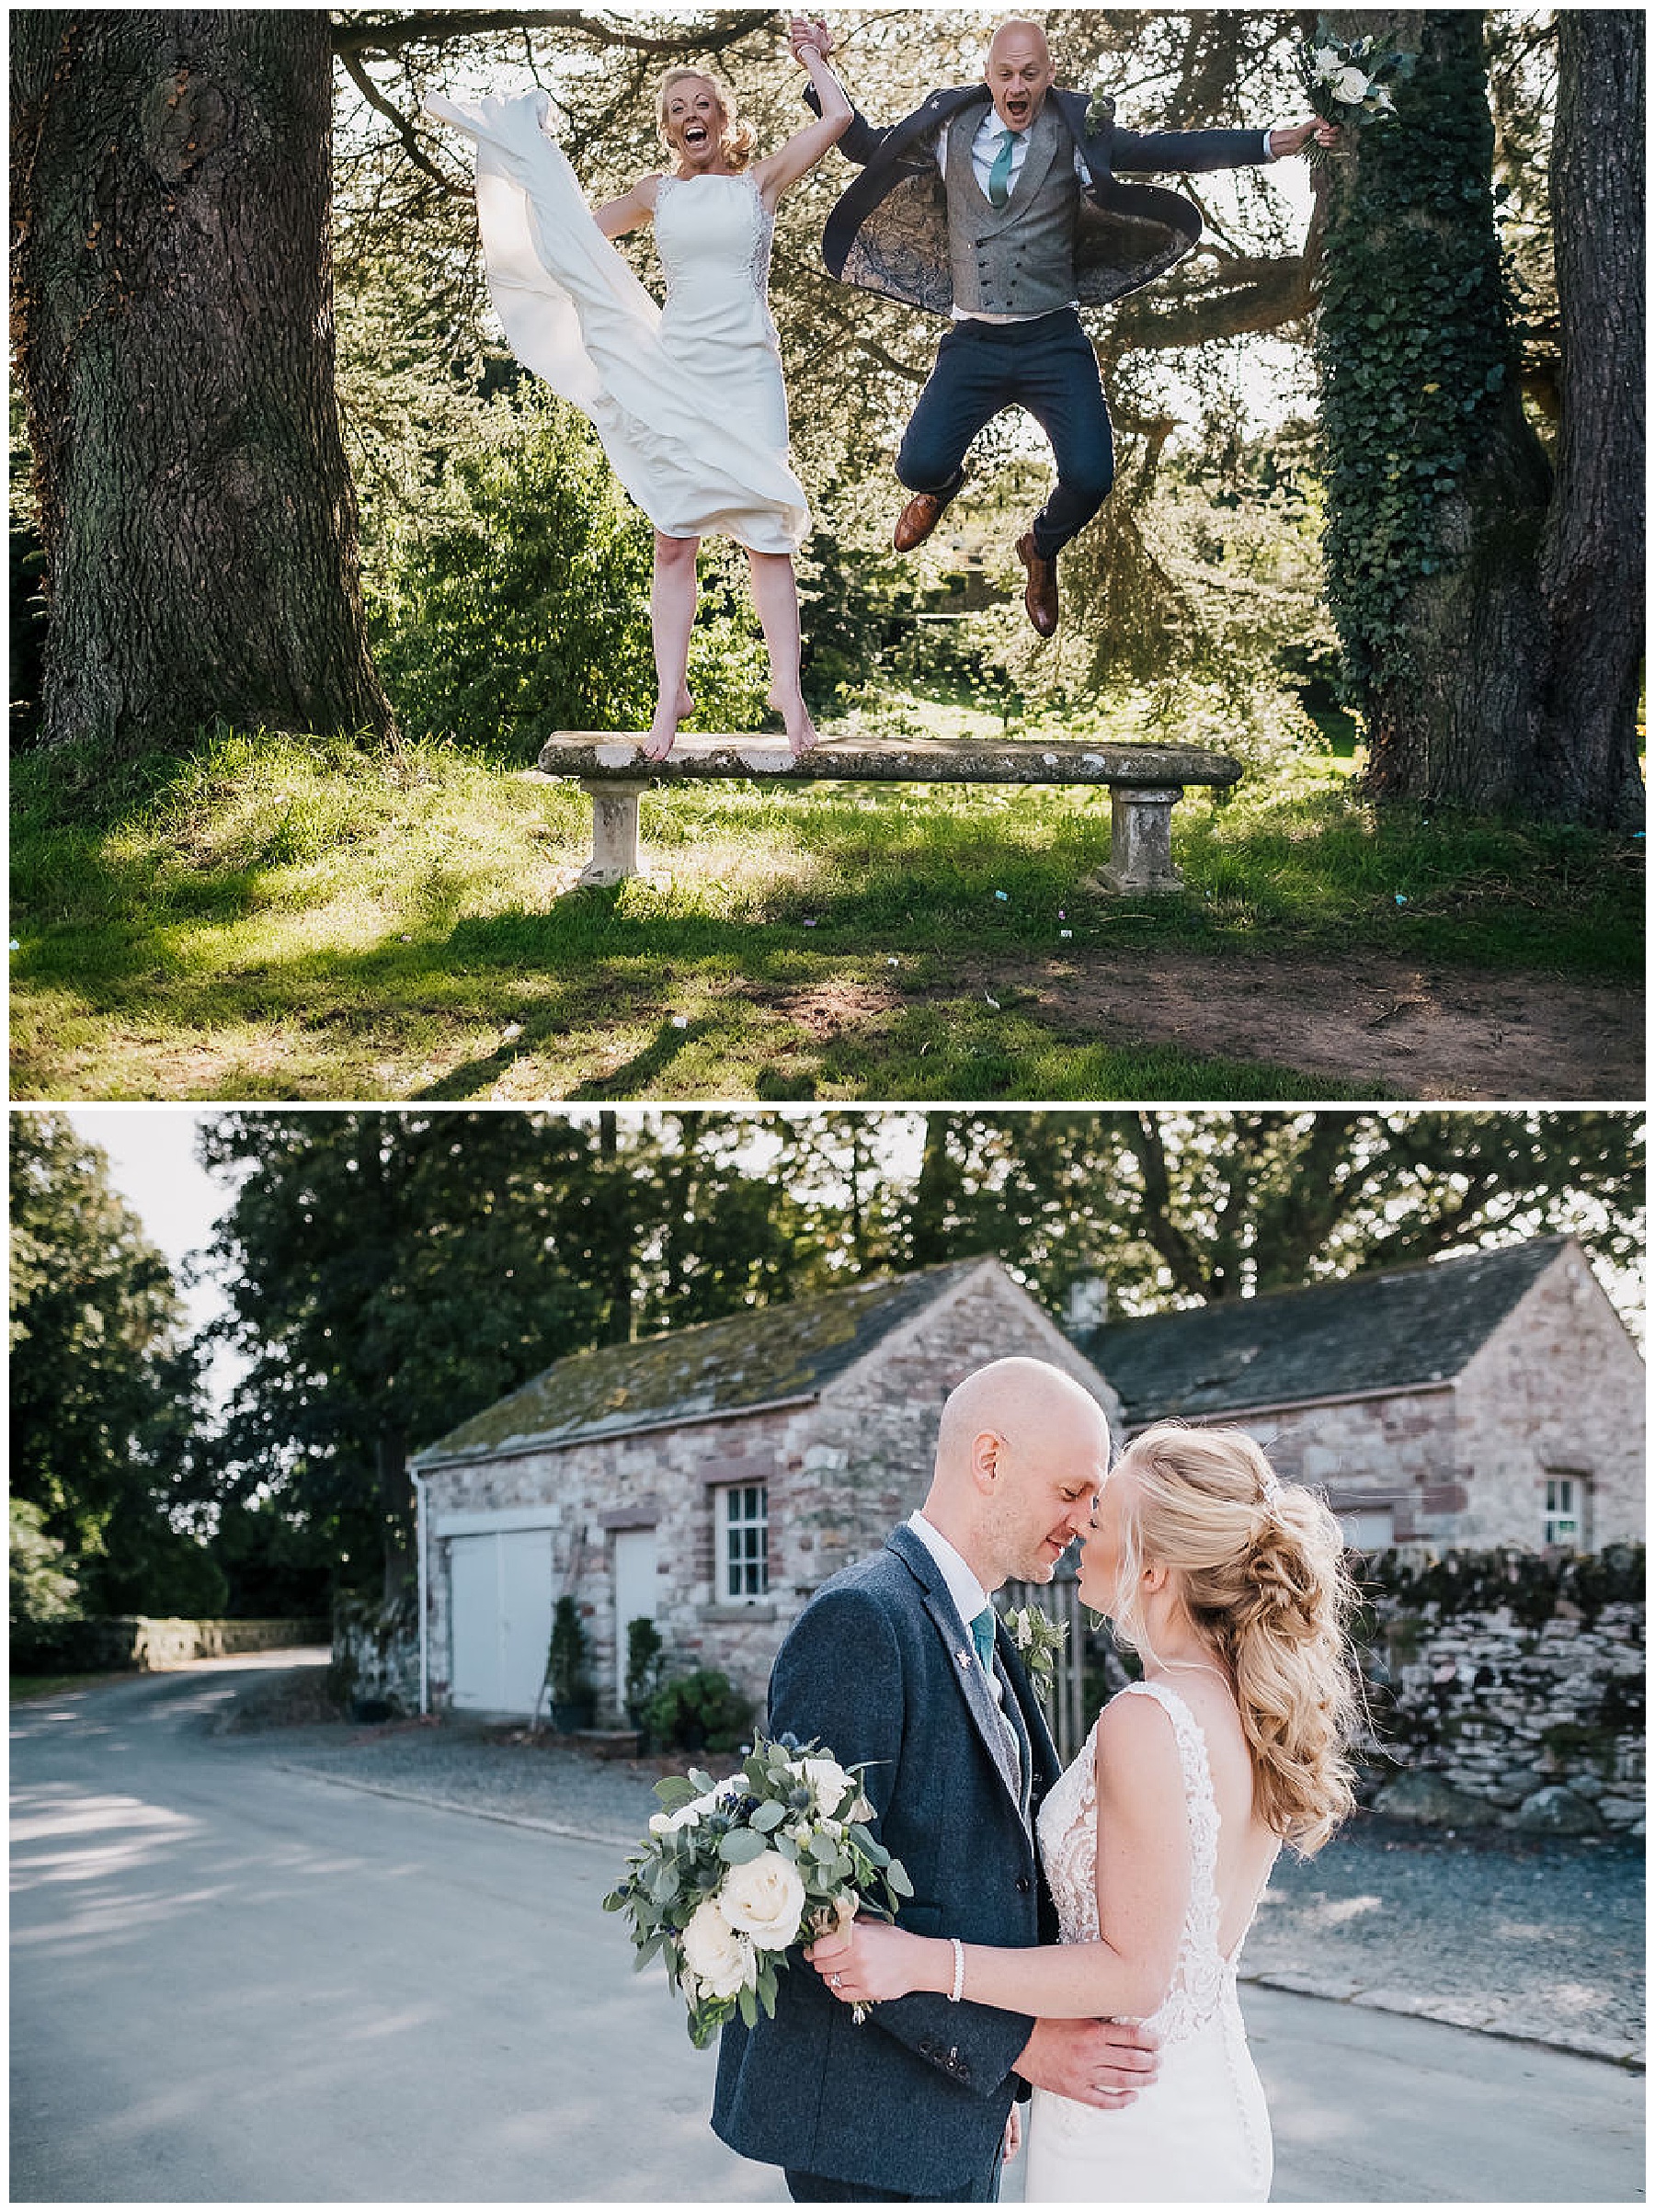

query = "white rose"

[
  {"left": 800, "top": 1755, "right": 853, "bottom": 1810},
  {"left": 718, "top": 1850, "right": 808, "bottom": 1950},
  {"left": 1372, "top": 84, "right": 1397, "bottom": 113},
  {"left": 1335, "top": 65, "right": 1370, "bottom": 106},
  {"left": 680, "top": 1897, "right": 752, "bottom": 2000},
  {"left": 1313, "top": 46, "right": 1342, "bottom": 77}
]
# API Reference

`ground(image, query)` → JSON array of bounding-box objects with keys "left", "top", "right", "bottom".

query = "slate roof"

[
  {"left": 413, "top": 1257, "right": 998, "bottom": 1465},
  {"left": 1086, "top": 1237, "right": 1571, "bottom": 1428}
]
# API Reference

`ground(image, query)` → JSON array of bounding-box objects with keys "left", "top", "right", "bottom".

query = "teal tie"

[
  {"left": 971, "top": 1605, "right": 998, "bottom": 1673},
  {"left": 987, "top": 127, "right": 1023, "bottom": 208}
]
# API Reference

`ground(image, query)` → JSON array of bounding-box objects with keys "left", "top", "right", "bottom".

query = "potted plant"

[
  {"left": 546, "top": 1595, "right": 596, "bottom": 1733},
  {"left": 624, "top": 1616, "right": 665, "bottom": 1733}
]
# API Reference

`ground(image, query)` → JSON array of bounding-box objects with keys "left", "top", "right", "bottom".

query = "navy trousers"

[
  {"left": 896, "top": 307, "right": 1114, "bottom": 559},
  {"left": 785, "top": 2149, "right": 1003, "bottom": 2202}
]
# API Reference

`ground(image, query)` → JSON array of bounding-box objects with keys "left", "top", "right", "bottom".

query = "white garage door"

[
  {"left": 611, "top": 1527, "right": 658, "bottom": 1705},
  {"left": 449, "top": 1529, "right": 555, "bottom": 1714}
]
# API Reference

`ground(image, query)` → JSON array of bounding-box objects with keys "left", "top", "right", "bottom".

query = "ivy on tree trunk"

[
  {"left": 11, "top": 10, "right": 396, "bottom": 755},
  {"left": 1313, "top": 8, "right": 1642, "bottom": 828}
]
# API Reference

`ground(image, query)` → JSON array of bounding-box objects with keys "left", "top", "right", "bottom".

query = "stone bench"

[{"left": 529, "top": 731, "right": 1243, "bottom": 895}]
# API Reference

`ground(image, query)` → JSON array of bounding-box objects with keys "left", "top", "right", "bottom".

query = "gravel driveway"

[{"left": 223, "top": 1678, "right": 1643, "bottom": 2070}]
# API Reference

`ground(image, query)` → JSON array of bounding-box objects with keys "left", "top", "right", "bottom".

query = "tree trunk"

[
  {"left": 1317, "top": 12, "right": 1555, "bottom": 808},
  {"left": 1317, "top": 10, "right": 1643, "bottom": 826},
  {"left": 11, "top": 11, "right": 395, "bottom": 755},
  {"left": 1528, "top": 9, "right": 1644, "bottom": 828}
]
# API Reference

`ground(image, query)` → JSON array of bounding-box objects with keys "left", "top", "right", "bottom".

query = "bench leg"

[
  {"left": 1093, "top": 785, "right": 1185, "bottom": 895},
  {"left": 577, "top": 779, "right": 648, "bottom": 886}
]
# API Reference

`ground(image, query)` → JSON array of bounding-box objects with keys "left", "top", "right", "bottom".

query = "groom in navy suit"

[
  {"left": 713, "top": 1356, "right": 1152, "bottom": 2202},
  {"left": 796, "top": 17, "right": 1333, "bottom": 636}
]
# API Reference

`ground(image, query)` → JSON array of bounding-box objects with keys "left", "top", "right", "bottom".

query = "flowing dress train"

[{"left": 426, "top": 89, "right": 809, "bottom": 553}]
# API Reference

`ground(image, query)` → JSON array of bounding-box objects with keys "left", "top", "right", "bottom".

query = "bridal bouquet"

[
  {"left": 603, "top": 1732, "right": 913, "bottom": 2048},
  {"left": 1305, "top": 17, "right": 1415, "bottom": 155}
]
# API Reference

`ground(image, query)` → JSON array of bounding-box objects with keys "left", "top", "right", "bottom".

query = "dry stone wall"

[{"left": 1356, "top": 1547, "right": 1645, "bottom": 1835}]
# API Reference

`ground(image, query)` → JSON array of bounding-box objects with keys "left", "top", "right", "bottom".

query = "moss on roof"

[
  {"left": 1086, "top": 1237, "right": 1572, "bottom": 1427},
  {"left": 414, "top": 1258, "right": 994, "bottom": 1465}
]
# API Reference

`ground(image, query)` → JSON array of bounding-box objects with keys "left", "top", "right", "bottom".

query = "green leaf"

[
  {"left": 885, "top": 1858, "right": 915, "bottom": 1898},
  {"left": 719, "top": 1826, "right": 770, "bottom": 1864},
  {"left": 750, "top": 1799, "right": 787, "bottom": 1833},
  {"left": 654, "top": 1774, "right": 699, "bottom": 1810},
  {"left": 738, "top": 1984, "right": 759, "bottom": 2028}
]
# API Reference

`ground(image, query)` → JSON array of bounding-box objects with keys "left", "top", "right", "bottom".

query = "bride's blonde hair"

[
  {"left": 656, "top": 67, "right": 757, "bottom": 170},
  {"left": 1105, "top": 1422, "right": 1360, "bottom": 1854}
]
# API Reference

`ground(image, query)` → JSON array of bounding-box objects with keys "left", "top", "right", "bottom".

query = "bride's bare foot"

[
  {"left": 641, "top": 689, "right": 694, "bottom": 764},
  {"left": 770, "top": 689, "right": 817, "bottom": 759}
]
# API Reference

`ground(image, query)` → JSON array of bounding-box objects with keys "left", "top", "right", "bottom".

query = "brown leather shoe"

[
  {"left": 893, "top": 488, "right": 955, "bottom": 553},
  {"left": 1015, "top": 530, "right": 1059, "bottom": 638}
]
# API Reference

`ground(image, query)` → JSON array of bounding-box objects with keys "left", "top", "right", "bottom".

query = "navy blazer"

[
  {"left": 808, "top": 82, "right": 1270, "bottom": 316},
  {"left": 711, "top": 1522, "right": 1065, "bottom": 2196}
]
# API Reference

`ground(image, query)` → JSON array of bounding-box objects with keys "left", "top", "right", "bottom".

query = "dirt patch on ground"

[
  {"left": 964, "top": 946, "right": 1642, "bottom": 1098},
  {"left": 781, "top": 980, "right": 901, "bottom": 1040}
]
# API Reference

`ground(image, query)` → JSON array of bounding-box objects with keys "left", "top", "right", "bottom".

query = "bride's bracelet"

[{"left": 948, "top": 1937, "right": 965, "bottom": 2004}]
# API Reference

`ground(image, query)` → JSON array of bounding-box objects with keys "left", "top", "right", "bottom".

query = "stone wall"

[
  {"left": 11, "top": 1615, "right": 329, "bottom": 1675},
  {"left": 1451, "top": 1246, "right": 1645, "bottom": 1546},
  {"left": 333, "top": 1592, "right": 421, "bottom": 1715},
  {"left": 1227, "top": 1387, "right": 1460, "bottom": 1545},
  {"left": 1356, "top": 1547, "right": 1645, "bottom": 1835}
]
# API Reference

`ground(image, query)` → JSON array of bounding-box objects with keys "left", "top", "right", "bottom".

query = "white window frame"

[
  {"left": 717, "top": 1482, "right": 770, "bottom": 1602},
  {"left": 1543, "top": 1473, "right": 1589, "bottom": 1550}
]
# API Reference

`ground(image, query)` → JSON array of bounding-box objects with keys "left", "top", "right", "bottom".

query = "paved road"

[{"left": 11, "top": 1663, "right": 1644, "bottom": 2204}]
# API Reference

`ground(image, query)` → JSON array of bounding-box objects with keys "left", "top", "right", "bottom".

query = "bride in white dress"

[
  {"left": 809, "top": 1422, "right": 1360, "bottom": 2203},
  {"left": 427, "top": 26, "right": 850, "bottom": 759}
]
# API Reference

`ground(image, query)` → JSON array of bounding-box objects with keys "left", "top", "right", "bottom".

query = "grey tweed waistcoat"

[{"left": 944, "top": 102, "right": 1080, "bottom": 316}]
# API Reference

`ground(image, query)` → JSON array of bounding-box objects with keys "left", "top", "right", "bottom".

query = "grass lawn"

[{"left": 10, "top": 713, "right": 1642, "bottom": 1102}]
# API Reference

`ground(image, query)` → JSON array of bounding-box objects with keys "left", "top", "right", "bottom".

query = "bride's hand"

[{"left": 805, "top": 1914, "right": 927, "bottom": 2004}]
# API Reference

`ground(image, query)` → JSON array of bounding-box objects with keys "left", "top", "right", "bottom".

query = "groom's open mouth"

[{"left": 1003, "top": 95, "right": 1033, "bottom": 123}]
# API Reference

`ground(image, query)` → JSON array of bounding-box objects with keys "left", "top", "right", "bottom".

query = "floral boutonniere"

[
  {"left": 1082, "top": 86, "right": 1115, "bottom": 139},
  {"left": 1004, "top": 1604, "right": 1067, "bottom": 1698}
]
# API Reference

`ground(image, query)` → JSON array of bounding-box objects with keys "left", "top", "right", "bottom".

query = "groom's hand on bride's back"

[{"left": 1014, "top": 2016, "right": 1160, "bottom": 2109}]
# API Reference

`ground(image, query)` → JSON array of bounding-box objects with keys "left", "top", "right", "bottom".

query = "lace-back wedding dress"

[
  {"left": 1024, "top": 1679, "right": 1277, "bottom": 2203},
  {"left": 425, "top": 90, "right": 809, "bottom": 553}
]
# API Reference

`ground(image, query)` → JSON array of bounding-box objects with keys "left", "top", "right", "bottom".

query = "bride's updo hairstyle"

[
  {"left": 1106, "top": 1422, "right": 1359, "bottom": 1854},
  {"left": 656, "top": 68, "right": 758, "bottom": 170}
]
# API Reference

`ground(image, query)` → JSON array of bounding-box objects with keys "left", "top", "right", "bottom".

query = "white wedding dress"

[
  {"left": 425, "top": 90, "right": 809, "bottom": 553},
  {"left": 1024, "top": 1679, "right": 1277, "bottom": 2203}
]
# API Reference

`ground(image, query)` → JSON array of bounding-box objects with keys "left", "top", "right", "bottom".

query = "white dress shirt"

[{"left": 907, "top": 1509, "right": 1005, "bottom": 1705}]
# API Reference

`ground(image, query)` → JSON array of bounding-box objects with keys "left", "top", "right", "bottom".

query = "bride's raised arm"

[
  {"left": 751, "top": 22, "right": 853, "bottom": 210},
  {"left": 807, "top": 1691, "right": 1189, "bottom": 2021},
  {"left": 591, "top": 174, "right": 661, "bottom": 240}
]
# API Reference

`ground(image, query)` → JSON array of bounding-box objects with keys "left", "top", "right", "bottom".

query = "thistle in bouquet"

[
  {"left": 1303, "top": 17, "right": 1415, "bottom": 165},
  {"left": 603, "top": 1732, "right": 914, "bottom": 2049}
]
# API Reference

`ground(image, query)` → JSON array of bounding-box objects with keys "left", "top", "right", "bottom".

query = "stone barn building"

[
  {"left": 410, "top": 1258, "right": 1118, "bottom": 1722},
  {"left": 1080, "top": 1237, "right": 1642, "bottom": 1555}
]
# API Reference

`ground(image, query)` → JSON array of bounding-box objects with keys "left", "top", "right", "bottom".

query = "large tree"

[
  {"left": 9, "top": 1112, "right": 214, "bottom": 1617},
  {"left": 198, "top": 1107, "right": 815, "bottom": 1594},
  {"left": 1314, "top": 9, "right": 1642, "bottom": 825},
  {"left": 11, "top": 10, "right": 394, "bottom": 754}
]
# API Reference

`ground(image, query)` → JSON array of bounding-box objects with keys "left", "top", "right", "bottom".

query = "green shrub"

[
  {"left": 624, "top": 1615, "right": 665, "bottom": 1716},
  {"left": 546, "top": 1593, "right": 594, "bottom": 1706},
  {"left": 644, "top": 1667, "right": 752, "bottom": 1755},
  {"left": 368, "top": 391, "right": 769, "bottom": 756}
]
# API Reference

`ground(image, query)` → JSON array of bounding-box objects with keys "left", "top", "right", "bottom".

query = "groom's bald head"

[
  {"left": 926, "top": 1356, "right": 1109, "bottom": 1590},
  {"left": 985, "top": 20, "right": 1056, "bottom": 133}
]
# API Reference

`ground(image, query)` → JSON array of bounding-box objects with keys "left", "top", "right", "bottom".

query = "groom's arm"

[
  {"left": 767, "top": 1586, "right": 1037, "bottom": 2099},
  {"left": 802, "top": 76, "right": 895, "bottom": 168},
  {"left": 1108, "top": 122, "right": 1276, "bottom": 174}
]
